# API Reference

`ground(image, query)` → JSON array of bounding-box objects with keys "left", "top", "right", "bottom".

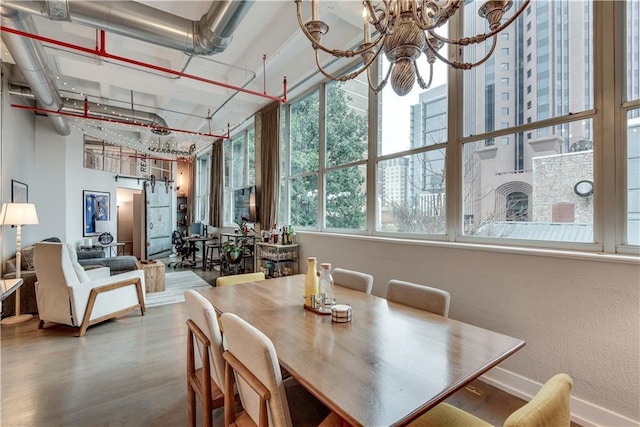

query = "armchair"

[{"left": 33, "top": 242, "right": 146, "bottom": 336}]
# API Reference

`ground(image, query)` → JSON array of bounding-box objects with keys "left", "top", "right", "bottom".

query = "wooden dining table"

[{"left": 197, "top": 274, "right": 525, "bottom": 427}]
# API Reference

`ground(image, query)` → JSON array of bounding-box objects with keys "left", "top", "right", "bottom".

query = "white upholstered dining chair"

[
  {"left": 184, "top": 289, "right": 227, "bottom": 427},
  {"left": 331, "top": 268, "right": 374, "bottom": 294},
  {"left": 33, "top": 242, "right": 146, "bottom": 336},
  {"left": 385, "top": 279, "right": 451, "bottom": 317},
  {"left": 220, "top": 312, "right": 342, "bottom": 427}
]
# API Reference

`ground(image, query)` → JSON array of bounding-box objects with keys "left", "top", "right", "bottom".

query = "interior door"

[{"left": 145, "top": 180, "right": 173, "bottom": 259}]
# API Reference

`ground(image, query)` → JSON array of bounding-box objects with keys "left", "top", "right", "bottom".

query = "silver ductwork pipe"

[
  {"left": 2, "top": 0, "right": 254, "bottom": 135},
  {"left": 4, "top": 0, "right": 254, "bottom": 55},
  {"left": 1, "top": 7, "right": 70, "bottom": 135},
  {"left": 8, "top": 84, "right": 170, "bottom": 133}
]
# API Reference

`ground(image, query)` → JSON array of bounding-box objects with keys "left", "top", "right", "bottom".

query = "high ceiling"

[{"left": 1, "top": 0, "right": 365, "bottom": 157}]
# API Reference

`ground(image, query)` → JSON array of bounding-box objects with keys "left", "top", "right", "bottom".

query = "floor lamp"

[{"left": 1, "top": 203, "right": 39, "bottom": 324}]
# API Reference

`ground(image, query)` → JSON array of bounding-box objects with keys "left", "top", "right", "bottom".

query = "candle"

[
  {"left": 312, "top": 0, "right": 318, "bottom": 20},
  {"left": 363, "top": 8, "right": 370, "bottom": 43}
]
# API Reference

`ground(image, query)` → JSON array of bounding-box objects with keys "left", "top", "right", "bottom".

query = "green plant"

[{"left": 221, "top": 220, "right": 252, "bottom": 264}]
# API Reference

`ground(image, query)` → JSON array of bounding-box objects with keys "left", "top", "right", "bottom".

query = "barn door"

[{"left": 145, "top": 180, "right": 173, "bottom": 259}]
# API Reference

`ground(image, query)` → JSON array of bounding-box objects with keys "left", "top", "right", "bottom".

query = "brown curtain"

[
  {"left": 187, "top": 158, "right": 195, "bottom": 227},
  {"left": 209, "top": 138, "right": 224, "bottom": 227},
  {"left": 256, "top": 102, "right": 280, "bottom": 230}
]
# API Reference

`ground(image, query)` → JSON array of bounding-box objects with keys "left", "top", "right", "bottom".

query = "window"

[
  {"left": 325, "top": 77, "right": 368, "bottom": 230},
  {"left": 83, "top": 137, "right": 171, "bottom": 179},
  {"left": 625, "top": 0, "right": 640, "bottom": 245},
  {"left": 223, "top": 124, "right": 256, "bottom": 225},
  {"left": 288, "top": 90, "right": 320, "bottom": 228},
  {"left": 276, "top": 0, "right": 636, "bottom": 254},
  {"left": 195, "top": 154, "right": 210, "bottom": 223}
]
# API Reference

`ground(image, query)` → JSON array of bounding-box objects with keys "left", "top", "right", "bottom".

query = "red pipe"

[
  {"left": 11, "top": 103, "right": 230, "bottom": 139},
  {"left": 0, "top": 26, "right": 287, "bottom": 103}
]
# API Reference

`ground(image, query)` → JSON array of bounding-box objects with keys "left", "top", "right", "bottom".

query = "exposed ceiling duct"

[
  {"left": 1, "top": 0, "right": 255, "bottom": 136},
  {"left": 8, "top": 84, "right": 169, "bottom": 133},
  {"left": 3, "top": 0, "right": 255, "bottom": 55},
  {"left": 0, "top": 7, "right": 70, "bottom": 135}
]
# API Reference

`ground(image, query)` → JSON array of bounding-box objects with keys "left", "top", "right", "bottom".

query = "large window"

[
  {"left": 377, "top": 58, "right": 447, "bottom": 235},
  {"left": 288, "top": 90, "right": 320, "bottom": 228},
  {"left": 625, "top": 0, "right": 640, "bottom": 245},
  {"left": 194, "top": 154, "right": 210, "bottom": 224},
  {"left": 276, "top": 1, "right": 638, "bottom": 254},
  {"left": 223, "top": 125, "right": 255, "bottom": 225}
]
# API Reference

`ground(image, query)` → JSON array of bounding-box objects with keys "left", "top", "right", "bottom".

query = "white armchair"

[{"left": 34, "top": 242, "right": 146, "bottom": 336}]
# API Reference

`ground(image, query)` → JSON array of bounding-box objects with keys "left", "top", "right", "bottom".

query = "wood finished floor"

[{"left": 1, "top": 260, "right": 578, "bottom": 427}]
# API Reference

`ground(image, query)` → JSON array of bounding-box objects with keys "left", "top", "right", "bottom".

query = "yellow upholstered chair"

[
  {"left": 220, "top": 312, "right": 342, "bottom": 427},
  {"left": 216, "top": 272, "right": 266, "bottom": 287},
  {"left": 409, "top": 373, "right": 573, "bottom": 427},
  {"left": 386, "top": 279, "right": 451, "bottom": 317}
]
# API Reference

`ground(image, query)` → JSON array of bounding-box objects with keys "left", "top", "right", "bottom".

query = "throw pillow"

[
  {"left": 4, "top": 259, "right": 16, "bottom": 274},
  {"left": 66, "top": 243, "right": 79, "bottom": 262},
  {"left": 21, "top": 246, "right": 35, "bottom": 270},
  {"left": 73, "top": 261, "right": 91, "bottom": 283}
]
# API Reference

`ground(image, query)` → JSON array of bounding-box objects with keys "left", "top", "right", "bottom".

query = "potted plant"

[{"left": 221, "top": 219, "right": 253, "bottom": 264}]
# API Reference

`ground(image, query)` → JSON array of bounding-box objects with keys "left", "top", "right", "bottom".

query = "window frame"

[{"left": 276, "top": 0, "right": 638, "bottom": 256}]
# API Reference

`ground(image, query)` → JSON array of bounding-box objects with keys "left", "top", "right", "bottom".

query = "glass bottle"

[
  {"left": 304, "top": 257, "right": 319, "bottom": 307},
  {"left": 318, "top": 263, "right": 334, "bottom": 311}
]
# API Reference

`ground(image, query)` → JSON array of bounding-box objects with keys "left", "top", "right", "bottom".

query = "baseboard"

[{"left": 480, "top": 367, "right": 639, "bottom": 427}]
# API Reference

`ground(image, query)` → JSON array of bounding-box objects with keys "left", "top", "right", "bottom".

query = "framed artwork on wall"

[
  {"left": 11, "top": 180, "right": 28, "bottom": 203},
  {"left": 83, "top": 190, "right": 110, "bottom": 236}
]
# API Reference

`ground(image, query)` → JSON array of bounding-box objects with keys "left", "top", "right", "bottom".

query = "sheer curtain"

[
  {"left": 209, "top": 138, "right": 224, "bottom": 227},
  {"left": 256, "top": 102, "right": 280, "bottom": 230}
]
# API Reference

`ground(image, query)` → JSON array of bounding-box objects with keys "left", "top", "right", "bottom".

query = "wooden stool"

[{"left": 203, "top": 243, "right": 220, "bottom": 271}]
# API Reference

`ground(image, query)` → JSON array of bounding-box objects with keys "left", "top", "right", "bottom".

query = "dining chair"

[
  {"left": 331, "top": 268, "right": 374, "bottom": 294},
  {"left": 220, "top": 312, "right": 343, "bottom": 427},
  {"left": 385, "top": 279, "right": 451, "bottom": 317},
  {"left": 408, "top": 373, "right": 573, "bottom": 427},
  {"left": 184, "top": 290, "right": 227, "bottom": 427},
  {"left": 216, "top": 272, "right": 265, "bottom": 287}
]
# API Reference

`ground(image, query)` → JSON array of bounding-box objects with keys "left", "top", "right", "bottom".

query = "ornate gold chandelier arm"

[
  {"left": 426, "top": 0, "right": 530, "bottom": 47},
  {"left": 366, "top": 57, "right": 395, "bottom": 93},
  {"left": 412, "top": 0, "right": 462, "bottom": 31},
  {"left": 312, "top": 40, "right": 383, "bottom": 83},
  {"left": 414, "top": 61, "right": 434, "bottom": 90},
  {"left": 295, "top": 0, "right": 385, "bottom": 58},
  {"left": 426, "top": 32, "right": 498, "bottom": 70}
]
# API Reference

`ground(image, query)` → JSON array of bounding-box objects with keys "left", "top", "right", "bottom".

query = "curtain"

[
  {"left": 187, "top": 159, "right": 195, "bottom": 227},
  {"left": 256, "top": 102, "right": 280, "bottom": 230},
  {"left": 209, "top": 138, "right": 224, "bottom": 227}
]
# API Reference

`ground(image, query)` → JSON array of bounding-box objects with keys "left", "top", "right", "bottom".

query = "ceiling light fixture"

[{"left": 296, "top": 0, "right": 529, "bottom": 96}]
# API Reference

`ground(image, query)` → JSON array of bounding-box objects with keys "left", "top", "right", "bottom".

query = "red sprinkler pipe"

[
  {"left": 0, "top": 26, "right": 288, "bottom": 103},
  {"left": 11, "top": 103, "right": 230, "bottom": 139}
]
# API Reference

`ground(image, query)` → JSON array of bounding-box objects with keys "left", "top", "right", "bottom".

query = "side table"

[{"left": 135, "top": 260, "right": 166, "bottom": 293}]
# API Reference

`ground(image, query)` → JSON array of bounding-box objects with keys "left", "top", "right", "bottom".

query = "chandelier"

[{"left": 295, "top": 0, "right": 530, "bottom": 96}]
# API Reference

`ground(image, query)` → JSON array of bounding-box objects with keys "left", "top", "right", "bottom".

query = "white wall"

[
  {"left": 33, "top": 119, "right": 145, "bottom": 247},
  {"left": 1, "top": 78, "right": 37, "bottom": 265},
  {"left": 297, "top": 232, "right": 640, "bottom": 426}
]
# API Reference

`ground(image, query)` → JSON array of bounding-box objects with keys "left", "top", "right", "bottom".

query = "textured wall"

[{"left": 298, "top": 232, "right": 640, "bottom": 422}]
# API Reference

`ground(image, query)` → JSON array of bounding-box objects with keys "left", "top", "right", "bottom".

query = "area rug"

[{"left": 145, "top": 270, "right": 211, "bottom": 308}]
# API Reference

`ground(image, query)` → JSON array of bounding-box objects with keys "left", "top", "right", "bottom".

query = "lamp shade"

[
  {"left": 0, "top": 203, "right": 39, "bottom": 226},
  {"left": 94, "top": 220, "right": 111, "bottom": 233}
]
